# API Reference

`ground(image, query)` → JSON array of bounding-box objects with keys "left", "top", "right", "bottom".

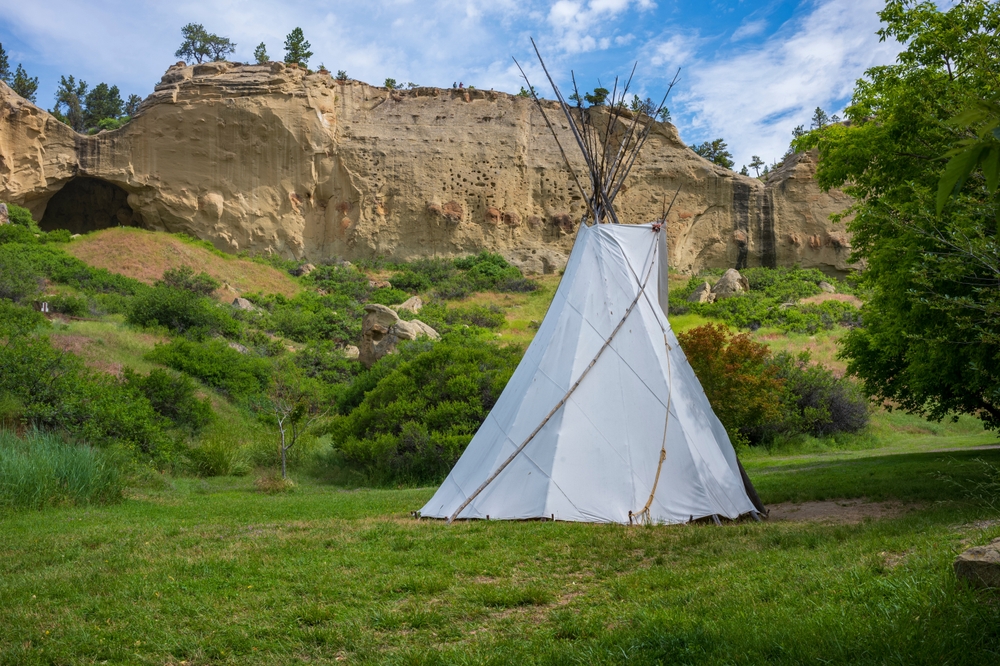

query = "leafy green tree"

[
  {"left": 124, "top": 93, "right": 141, "bottom": 116},
  {"left": 798, "top": 0, "right": 1000, "bottom": 429},
  {"left": 254, "top": 42, "right": 269, "bottom": 64},
  {"left": 283, "top": 27, "right": 312, "bottom": 67},
  {"left": 52, "top": 75, "right": 87, "bottom": 131},
  {"left": 584, "top": 87, "right": 609, "bottom": 106},
  {"left": 11, "top": 64, "right": 38, "bottom": 102},
  {"left": 83, "top": 82, "right": 123, "bottom": 127},
  {"left": 175, "top": 23, "right": 234, "bottom": 64},
  {"left": 749, "top": 155, "right": 765, "bottom": 177},
  {"left": 257, "top": 356, "right": 325, "bottom": 478},
  {"left": 175, "top": 23, "right": 210, "bottom": 63},
  {"left": 690, "top": 138, "right": 735, "bottom": 169},
  {"left": 0, "top": 42, "right": 9, "bottom": 83},
  {"left": 383, "top": 77, "right": 400, "bottom": 90}
]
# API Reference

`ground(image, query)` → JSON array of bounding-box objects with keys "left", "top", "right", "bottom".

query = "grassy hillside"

[{"left": 64, "top": 228, "right": 301, "bottom": 299}]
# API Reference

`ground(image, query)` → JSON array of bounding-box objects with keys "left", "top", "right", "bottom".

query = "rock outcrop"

[
  {"left": 954, "top": 538, "right": 1000, "bottom": 589},
  {"left": 358, "top": 303, "right": 439, "bottom": 368},
  {"left": 711, "top": 268, "right": 749, "bottom": 299},
  {"left": 0, "top": 62, "right": 855, "bottom": 275}
]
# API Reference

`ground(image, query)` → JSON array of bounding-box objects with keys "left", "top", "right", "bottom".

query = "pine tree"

[
  {"left": 83, "top": 83, "right": 123, "bottom": 128},
  {"left": 124, "top": 94, "right": 142, "bottom": 117},
  {"left": 749, "top": 155, "right": 765, "bottom": 177},
  {"left": 791, "top": 124, "right": 805, "bottom": 139},
  {"left": 0, "top": 43, "right": 9, "bottom": 83},
  {"left": 690, "top": 138, "right": 735, "bottom": 170},
  {"left": 810, "top": 107, "right": 830, "bottom": 130},
  {"left": 283, "top": 28, "right": 312, "bottom": 67},
  {"left": 175, "top": 23, "right": 210, "bottom": 63},
  {"left": 740, "top": 165, "right": 749, "bottom": 176},
  {"left": 52, "top": 75, "right": 87, "bottom": 130},
  {"left": 254, "top": 42, "right": 269, "bottom": 65},
  {"left": 11, "top": 64, "right": 38, "bottom": 103},
  {"left": 175, "top": 24, "right": 234, "bottom": 64}
]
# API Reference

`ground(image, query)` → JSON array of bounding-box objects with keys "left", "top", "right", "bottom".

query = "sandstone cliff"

[{"left": 0, "top": 62, "right": 855, "bottom": 275}]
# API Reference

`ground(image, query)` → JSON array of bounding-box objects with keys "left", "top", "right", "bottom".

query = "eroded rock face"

[{"left": 0, "top": 66, "right": 855, "bottom": 275}]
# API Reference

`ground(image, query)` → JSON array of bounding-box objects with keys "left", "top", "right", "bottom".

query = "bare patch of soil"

[
  {"left": 767, "top": 499, "right": 918, "bottom": 523},
  {"left": 799, "top": 292, "right": 863, "bottom": 307},
  {"left": 48, "top": 334, "right": 123, "bottom": 375}
]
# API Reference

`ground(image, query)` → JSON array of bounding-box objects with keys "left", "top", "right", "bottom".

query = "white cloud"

[
  {"left": 676, "top": 0, "right": 901, "bottom": 169},
  {"left": 731, "top": 18, "right": 767, "bottom": 41}
]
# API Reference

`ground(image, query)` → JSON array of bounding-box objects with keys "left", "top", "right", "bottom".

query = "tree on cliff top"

[
  {"left": 83, "top": 83, "right": 123, "bottom": 128},
  {"left": 175, "top": 23, "right": 235, "bottom": 64},
  {"left": 52, "top": 75, "right": 87, "bottom": 131},
  {"left": 10, "top": 65, "right": 38, "bottom": 103},
  {"left": 283, "top": 28, "right": 312, "bottom": 68},
  {"left": 690, "top": 138, "right": 735, "bottom": 170},
  {"left": 0, "top": 43, "right": 9, "bottom": 83},
  {"left": 797, "top": 0, "right": 1000, "bottom": 429},
  {"left": 254, "top": 42, "right": 269, "bottom": 65}
]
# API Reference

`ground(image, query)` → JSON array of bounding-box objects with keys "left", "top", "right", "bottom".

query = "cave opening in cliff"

[{"left": 40, "top": 177, "right": 145, "bottom": 234}]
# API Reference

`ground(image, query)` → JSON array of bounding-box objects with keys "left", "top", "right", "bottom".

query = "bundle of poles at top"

[{"left": 514, "top": 39, "right": 681, "bottom": 226}]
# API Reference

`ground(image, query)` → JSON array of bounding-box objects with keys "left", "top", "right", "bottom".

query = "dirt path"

[{"left": 766, "top": 499, "right": 919, "bottom": 523}]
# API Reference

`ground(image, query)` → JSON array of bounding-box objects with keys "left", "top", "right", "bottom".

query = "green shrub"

[
  {"left": 126, "top": 285, "right": 239, "bottom": 337},
  {"left": 389, "top": 253, "right": 535, "bottom": 299},
  {"left": 124, "top": 368, "right": 214, "bottom": 435},
  {"left": 368, "top": 286, "right": 410, "bottom": 306},
  {"left": 416, "top": 302, "right": 506, "bottom": 331},
  {"left": 158, "top": 266, "right": 220, "bottom": 296},
  {"left": 0, "top": 324, "right": 166, "bottom": 454},
  {"left": 764, "top": 352, "right": 870, "bottom": 439},
  {"left": 4, "top": 202, "right": 38, "bottom": 230},
  {"left": 256, "top": 291, "right": 362, "bottom": 346},
  {"left": 674, "top": 267, "right": 858, "bottom": 333},
  {"left": 146, "top": 338, "right": 271, "bottom": 401},
  {"left": 46, "top": 293, "right": 88, "bottom": 317},
  {"left": 0, "top": 430, "right": 125, "bottom": 510},
  {"left": 678, "top": 323, "right": 870, "bottom": 445},
  {"left": 325, "top": 330, "right": 522, "bottom": 485},
  {"left": 295, "top": 341, "right": 362, "bottom": 386},
  {"left": 0, "top": 246, "right": 43, "bottom": 303}
]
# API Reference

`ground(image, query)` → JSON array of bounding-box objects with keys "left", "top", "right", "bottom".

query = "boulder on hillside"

[
  {"left": 343, "top": 345, "right": 360, "bottom": 360},
  {"left": 369, "top": 279, "right": 392, "bottom": 289},
  {"left": 396, "top": 295, "right": 423, "bottom": 313},
  {"left": 0, "top": 203, "right": 8, "bottom": 225},
  {"left": 818, "top": 280, "right": 836, "bottom": 293},
  {"left": 359, "top": 304, "right": 439, "bottom": 367},
  {"left": 292, "top": 263, "right": 316, "bottom": 277},
  {"left": 232, "top": 297, "right": 258, "bottom": 311},
  {"left": 687, "top": 281, "right": 715, "bottom": 303},
  {"left": 711, "top": 268, "right": 749, "bottom": 299},
  {"left": 954, "top": 537, "right": 1000, "bottom": 589}
]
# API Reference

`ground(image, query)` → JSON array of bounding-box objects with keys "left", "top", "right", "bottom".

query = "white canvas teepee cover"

[{"left": 420, "top": 222, "right": 759, "bottom": 524}]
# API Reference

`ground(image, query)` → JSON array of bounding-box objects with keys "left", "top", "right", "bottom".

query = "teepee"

[{"left": 418, "top": 44, "right": 764, "bottom": 525}]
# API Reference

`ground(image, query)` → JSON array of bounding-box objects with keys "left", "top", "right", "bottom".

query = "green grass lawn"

[{"left": 3, "top": 448, "right": 999, "bottom": 665}]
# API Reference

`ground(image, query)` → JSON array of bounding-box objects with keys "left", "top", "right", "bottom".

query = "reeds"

[{"left": 0, "top": 430, "right": 124, "bottom": 510}]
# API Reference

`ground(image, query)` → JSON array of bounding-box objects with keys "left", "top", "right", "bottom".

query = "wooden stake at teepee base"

[{"left": 513, "top": 41, "right": 680, "bottom": 227}]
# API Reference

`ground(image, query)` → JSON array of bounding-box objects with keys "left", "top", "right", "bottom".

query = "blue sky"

[{"left": 0, "top": 0, "right": 902, "bottom": 168}]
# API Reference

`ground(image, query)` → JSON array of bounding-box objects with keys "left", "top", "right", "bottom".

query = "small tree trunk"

[{"left": 279, "top": 423, "right": 287, "bottom": 479}]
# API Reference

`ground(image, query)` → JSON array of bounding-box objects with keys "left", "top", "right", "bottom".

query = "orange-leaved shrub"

[{"left": 677, "top": 323, "right": 785, "bottom": 446}]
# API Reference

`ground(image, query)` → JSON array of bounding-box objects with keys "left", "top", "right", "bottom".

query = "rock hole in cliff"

[{"left": 40, "top": 177, "right": 145, "bottom": 234}]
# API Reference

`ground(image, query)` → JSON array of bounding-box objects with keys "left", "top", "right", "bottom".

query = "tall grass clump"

[{"left": 0, "top": 430, "right": 124, "bottom": 510}]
